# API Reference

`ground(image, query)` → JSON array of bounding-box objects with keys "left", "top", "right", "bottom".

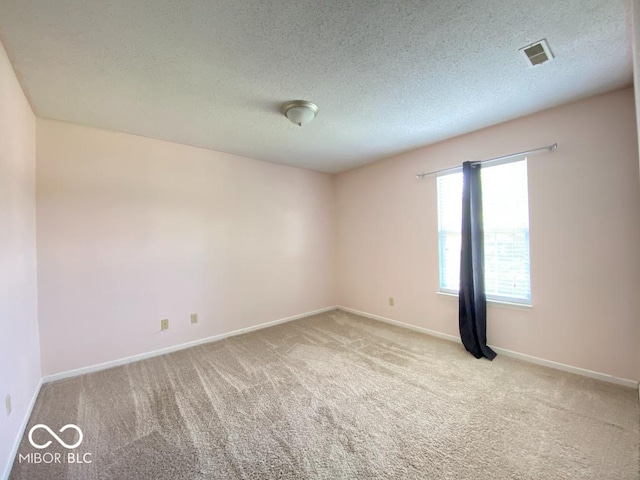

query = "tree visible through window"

[{"left": 437, "top": 158, "right": 531, "bottom": 304}]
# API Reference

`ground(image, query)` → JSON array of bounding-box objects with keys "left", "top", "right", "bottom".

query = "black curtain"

[{"left": 459, "top": 161, "right": 496, "bottom": 360}]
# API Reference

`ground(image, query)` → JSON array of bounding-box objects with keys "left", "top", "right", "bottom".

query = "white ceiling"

[{"left": 0, "top": 1, "right": 632, "bottom": 173}]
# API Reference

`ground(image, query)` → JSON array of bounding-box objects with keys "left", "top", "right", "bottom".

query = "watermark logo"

[
  {"left": 19, "top": 423, "right": 92, "bottom": 465},
  {"left": 28, "top": 424, "right": 83, "bottom": 449}
]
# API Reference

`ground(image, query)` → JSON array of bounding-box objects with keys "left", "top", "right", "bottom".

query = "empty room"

[{"left": 1, "top": 1, "right": 639, "bottom": 479}]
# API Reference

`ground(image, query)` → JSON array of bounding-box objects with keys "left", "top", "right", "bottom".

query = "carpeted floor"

[{"left": 9, "top": 310, "right": 639, "bottom": 479}]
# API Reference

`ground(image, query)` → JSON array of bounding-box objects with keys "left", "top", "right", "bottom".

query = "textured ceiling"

[{"left": 0, "top": 0, "right": 632, "bottom": 173}]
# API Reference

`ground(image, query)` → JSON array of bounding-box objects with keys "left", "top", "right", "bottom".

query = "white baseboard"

[
  {"left": 43, "top": 306, "right": 338, "bottom": 384},
  {"left": 337, "top": 306, "right": 638, "bottom": 390},
  {"left": 488, "top": 345, "right": 637, "bottom": 388},
  {"left": 338, "top": 306, "right": 461, "bottom": 343},
  {"left": 2, "top": 378, "right": 43, "bottom": 480}
]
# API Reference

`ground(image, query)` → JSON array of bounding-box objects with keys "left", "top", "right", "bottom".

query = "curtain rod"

[{"left": 415, "top": 142, "right": 558, "bottom": 179}]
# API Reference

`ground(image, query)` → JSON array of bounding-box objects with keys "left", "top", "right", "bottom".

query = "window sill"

[{"left": 437, "top": 291, "right": 532, "bottom": 310}]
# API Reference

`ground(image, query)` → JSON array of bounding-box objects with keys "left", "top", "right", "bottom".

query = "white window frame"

[{"left": 436, "top": 158, "right": 532, "bottom": 306}]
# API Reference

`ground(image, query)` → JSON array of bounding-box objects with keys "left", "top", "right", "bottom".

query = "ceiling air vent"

[{"left": 519, "top": 39, "right": 554, "bottom": 66}]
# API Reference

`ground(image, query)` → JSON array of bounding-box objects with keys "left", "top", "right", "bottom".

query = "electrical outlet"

[
  {"left": 389, "top": 297, "right": 395, "bottom": 307},
  {"left": 161, "top": 319, "right": 169, "bottom": 331},
  {"left": 5, "top": 394, "right": 11, "bottom": 417},
  {"left": 190, "top": 313, "right": 198, "bottom": 324}
]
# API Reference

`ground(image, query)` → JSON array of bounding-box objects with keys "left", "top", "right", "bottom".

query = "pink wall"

[
  {"left": 336, "top": 88, "right": 640, "bottom": 382},
  {"left": 0, "top": 41, "right": 41, "bottom": 477},
  {"left": 36, "top": 119, "right": 336, "bottom": 375}
]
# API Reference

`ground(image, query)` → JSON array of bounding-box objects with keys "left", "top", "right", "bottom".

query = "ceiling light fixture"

[{"left": 282, "top": 100, "right": 318, "bottom": 127}]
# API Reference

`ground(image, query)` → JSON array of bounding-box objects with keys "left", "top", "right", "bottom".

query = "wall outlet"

[
  {"left": 389, "top": 297, "right": 395, "bottom": 307},
  {"left": 161, "top": 319, "right": 169, "bottom": 331},
  {"left": 5, "top": 394, "right": 11, "bottom": 417},
  {"left": 190, "top": 313, "right": 198, "bottom": 324}
]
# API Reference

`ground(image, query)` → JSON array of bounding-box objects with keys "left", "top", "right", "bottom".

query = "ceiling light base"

[{"left": 282, "top": 100, "right": 318, "bottom": 127}]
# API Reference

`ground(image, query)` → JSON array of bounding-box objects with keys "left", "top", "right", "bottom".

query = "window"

[{"left": 437, "top": 158, "right": 531, "bottom": 304}]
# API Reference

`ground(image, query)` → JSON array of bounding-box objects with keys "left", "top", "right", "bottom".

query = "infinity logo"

[{"left": 28, "top": 424, "right": 83, "bottom": 450}]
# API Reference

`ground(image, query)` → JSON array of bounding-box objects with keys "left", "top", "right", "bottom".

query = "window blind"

[{"left": 436, "top": 158, "right": 531, "bottom": 304}]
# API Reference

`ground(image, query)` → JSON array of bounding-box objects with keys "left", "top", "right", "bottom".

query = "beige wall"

[
  {"left": 634, "top": 0, "right": 640, "bottom": 162},
  {"left": 0, "top": 41, "right": 40, "bottom": 478},
  {"left": 336, "top": 88, "right": 640, "bottom": 382},
  {"left": 632, "top": 0, "right": 640, "bottom": 384},
  {"left": 36, "top": 119, "right": 337, "bottom": 376}
]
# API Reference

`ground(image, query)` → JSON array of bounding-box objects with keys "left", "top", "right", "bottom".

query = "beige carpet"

[{"left": 9, "top": 310, "right": 639, "bottom": 479}]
